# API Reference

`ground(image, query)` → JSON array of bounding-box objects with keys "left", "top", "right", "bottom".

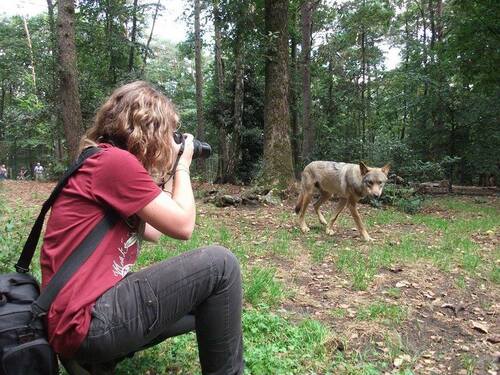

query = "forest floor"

[{"left": 1, "top": 180, "right": 499, "bottom": 375}]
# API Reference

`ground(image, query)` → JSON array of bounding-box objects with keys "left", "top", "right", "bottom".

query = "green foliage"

[
  {"left": 0, "top": 201, "right": 39, "bottom": 277},
  {"left": 1, "top": 0, "right": 497, "bottom": 184}
]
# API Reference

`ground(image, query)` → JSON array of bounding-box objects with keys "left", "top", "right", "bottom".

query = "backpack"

[{"left": 0, "top": 147, "right": 118, "bottom": 375}]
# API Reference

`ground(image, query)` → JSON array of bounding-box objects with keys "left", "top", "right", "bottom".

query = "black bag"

[
  {"left": 0, "top": 273, "right": 58, "bottom": 375},
  {"left": 0, "top": 147, "right": 119, "bottom": 375}
]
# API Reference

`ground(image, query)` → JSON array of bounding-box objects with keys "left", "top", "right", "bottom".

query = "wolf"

[{"left": 295, "top": 161, "right": 390, "bottom": 241}]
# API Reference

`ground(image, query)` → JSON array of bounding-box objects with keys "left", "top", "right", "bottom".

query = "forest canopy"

[{"left": 0, "top": 0, "right": 498, "bottom": 185}]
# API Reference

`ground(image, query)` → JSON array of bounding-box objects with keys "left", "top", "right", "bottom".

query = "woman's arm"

[
  {"left": 137, "top": 134, "right": 195, "bottom": 240},
  {"left": 143, "top": 223, "right": 162, "bottom": 243}
]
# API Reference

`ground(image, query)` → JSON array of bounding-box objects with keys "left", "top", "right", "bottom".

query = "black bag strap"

[
  {"left": 32, "top": 210, "right": 119, "bottom": 317},
  {"left": 15, "top": 147, "right": 102, "bottom": 273}
]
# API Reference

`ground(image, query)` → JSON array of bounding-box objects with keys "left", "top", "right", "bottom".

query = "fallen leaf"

[
  {"left": 471, "top": 320, "right": 489, "bottom": 334},
  {"left": 441, "top": 303, "right": 465, "bottom": 316},
  {"left": 486, "top": 335, "right": 500, "bottom": 344},
  {"left": 389, "top": 265, "right": 403, "bottom": 273},
  {"left": 393, "top": 354, "right": 411, "bottom": 368},
  {"left": 396, "top": 280, "right": 410, "bottom": 288},
  {"left": 422, "top": 290, "right": 436, "bottom": 299}
]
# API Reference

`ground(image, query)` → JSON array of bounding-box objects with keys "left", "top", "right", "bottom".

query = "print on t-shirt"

[{"left": 112, "top": 232, "right": 139, "bottom": 277}]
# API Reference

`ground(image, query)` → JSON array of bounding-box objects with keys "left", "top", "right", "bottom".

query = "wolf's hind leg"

[
  {"left": 314, "top": 190, "right": 332, "bottom": 226},
  {"left": 298, "top": 192, "right": 312, "bottom": 233},
  {"left": 326, "top": 198, "right": 347, "bottom": 235}
]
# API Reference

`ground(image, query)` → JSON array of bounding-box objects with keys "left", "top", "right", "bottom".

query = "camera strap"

[{"left": 160, "top": 137, "right": 185, "bottom": 189}]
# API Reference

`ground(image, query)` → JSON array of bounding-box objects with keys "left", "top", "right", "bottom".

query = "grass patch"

[
  {"left": 455, "top": 275, "right": 467, "bottom": 289},
  {"left": 356, "top": 302, "right": 408, "bottom": 325},
  {"left": 243, "top": 308, "right": 333, "bottom": 375},
  {"left": 244, "top": 267, "right": 286, "bottom": 307},
  {"left": 335, "top": 246, "right": 376, "bottom": 291},
  {"left": 328, "top": 332, "right": 413, "bottom": 374},
  {"left": 269, "top": 229, "right": 295, "bottom": 257},
  {"left": 386, "top": 287, "right": 402, "bottom": 299},
  {"left": 330, "top": 308, "right": 347, "bottom": 319},
  {"left": 365, "top": 207, "right": 410, "bottom": 227},
  {"left": 333, "top": 236, "right": 422, "bottom": 290},
  {"left": 116, "top": 333, "right": 199, "bottom": 374},
  {"left": 490, "top": 266, "right": 500, "bottom": 284},
  {"left": 437, "top": 197, "right": 498, "bottom": 216},
  {"left": 459, "top": 353, "right": 477, "bottom": 375},
  {"left": 0, "top": 202, "right": 40, "bottom": 276},
  {"left": 308, "top": 237, "right": 337, "bottom": 263}
]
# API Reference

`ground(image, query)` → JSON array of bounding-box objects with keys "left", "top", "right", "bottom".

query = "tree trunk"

[
  {"left": 22, "top": 16, "right": 37, "bottom": 92},
  {"left": 128, "top": 0, "right": 138, "bottom": 72},
  {"left": 0, "top": 84, "right": 4, "bottom": 139},
  {"left": 300, "top": 0, "right": 315, "bottom": 163},
  {"left": 290, "top": 33, "right": 300, "bottom": 178},
  {"left": 360, "top": 27, "right": 366, "bottom": 159},
  {"left": 263, "top": 0, "right": 294, "bottom": 187},
  {"left": 47, "top": 0, "right": 64, "bottom": 162},
  {"left": 227, "top": 5, "right": 247, "bottom": 183},
  {"left": 106, "top": 0, "right": 117, "bottom": 84},
  {"left": 141, "top": 0, "right": 161, "bottom": 74},
  {"left": 213, "top": 0, "right": 229, "bottom": 183},
  {"left": 57, "top": 0, "right": 84, "bottom": 161},
  {"left": 194, "top": 0, "right": 205, "bottom": 175},
  {"left": 401, "top": 4, "right": 409, "bottom": 140}
]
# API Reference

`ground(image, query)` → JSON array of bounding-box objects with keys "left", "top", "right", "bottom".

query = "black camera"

[{"left": 173, "top": 131, "right": 212, "bottom": 159}]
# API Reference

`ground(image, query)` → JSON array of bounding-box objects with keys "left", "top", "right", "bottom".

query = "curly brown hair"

[{"left": 80, "top": 81, "right": 178, "bottom": 182}]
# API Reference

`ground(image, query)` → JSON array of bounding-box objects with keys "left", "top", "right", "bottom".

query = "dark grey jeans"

[{"left": 71, "top": 245, "right": 243, "bottom": 375}]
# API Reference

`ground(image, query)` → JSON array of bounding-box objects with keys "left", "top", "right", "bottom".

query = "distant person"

[
  {"left": 34, "top": 162, "right": 44, "bottom": 181},
  {"left": 17, "top": 167, "right": 28, "bottom": 180},
  {"left": 0, "top": 164, "right": 7, "bottom": 180}
]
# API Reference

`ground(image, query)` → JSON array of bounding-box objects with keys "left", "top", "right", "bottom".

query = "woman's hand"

[{"left": 171, "top": 133, "right": 194, "bottom": 169}]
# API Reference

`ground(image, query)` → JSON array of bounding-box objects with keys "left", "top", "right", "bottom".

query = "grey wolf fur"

[{"left": 295, "top": 161, "right": 390, "bottom": 241}]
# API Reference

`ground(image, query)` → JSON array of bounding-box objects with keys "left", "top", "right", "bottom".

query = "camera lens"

[
  {"left": 173, "top": 132, "right": 211, "bottom": 159},
  {"left": 193, "top": 140, "right": 212, "bottom": 159}
]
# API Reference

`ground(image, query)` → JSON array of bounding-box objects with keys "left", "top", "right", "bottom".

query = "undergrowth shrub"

[{"left": 368, "top": 184, "right": 424, "bottom": 214}]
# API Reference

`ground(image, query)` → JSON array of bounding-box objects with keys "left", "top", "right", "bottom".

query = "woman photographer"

[{"left": 40, "top": 81, "right": 243, "bottom": 375}]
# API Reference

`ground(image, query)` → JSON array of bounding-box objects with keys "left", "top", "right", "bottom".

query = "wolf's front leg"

[{"left": 348, "top": 203, "right": 373, "bottom": 241}]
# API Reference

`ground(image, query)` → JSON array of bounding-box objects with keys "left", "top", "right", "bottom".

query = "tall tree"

[
  {"left": 57, "top": 0, "right": 83, "bottom": 160},
  {"left": 194, "top": 0, "right": 206, "bottom": 174},
  {"left": 22, "top": 15, "right": 37, "bottom": 92},
  {"left": 300, "top": 0, "right": 318, "bottom": 164},
  {"left": 213, "top": 0, "right": 230, "bottom": 183},
  {"left": 289, "top": 0, "right": 301, "bottom": 177},
  {"left": 263, "top": 0, "right": 295, "bottom": 186},
  {"left": 141, "top": 0, "right": 161, "bottom": 73},
  {"left": 226, "top": 1, "right": 248, "bottom": 182},
  {"left": 46, "top": 0, "right": 64, "bottom": 160},
  {"left": 128, "top": 0, "right": 138, "bottom": 72}
]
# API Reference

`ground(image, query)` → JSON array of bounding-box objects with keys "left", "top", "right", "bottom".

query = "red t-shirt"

[{"left": 40, "top": 144, "right": 161, "bottom": 357}]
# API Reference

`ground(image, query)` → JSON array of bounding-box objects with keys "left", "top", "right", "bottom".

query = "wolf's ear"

[
  {"left": 381, "top": 163, "right": 391, "bottom": 176},
  {"left": 359, "top": 161, "right": 369, "bottom": 176}
]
